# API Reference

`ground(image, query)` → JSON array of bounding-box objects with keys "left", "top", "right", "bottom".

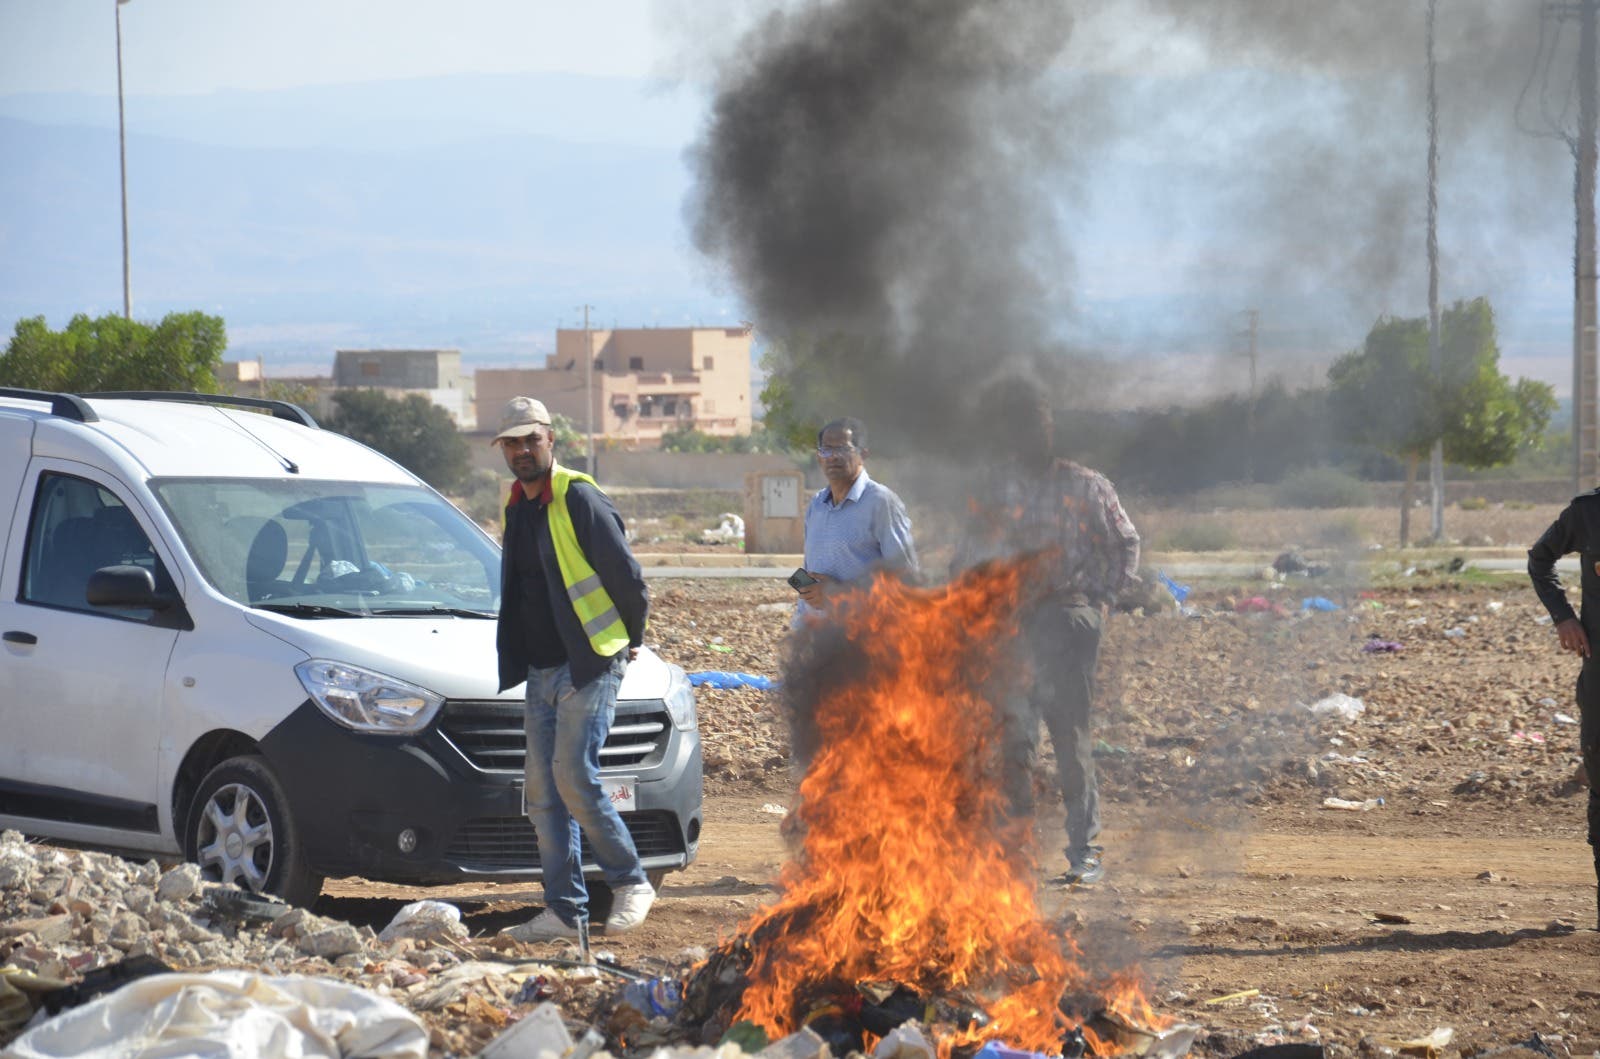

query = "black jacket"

[
  {"left": 496, "top": 474, "right": 648, "bottom": 691},
  {"left": 1528, "top": 489, "right": 1600, "bottom": 630}
]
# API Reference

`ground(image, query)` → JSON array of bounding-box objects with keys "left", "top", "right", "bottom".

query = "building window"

[
  {"left": 361, "top": 362, "right": 380, "bottom": 377},
  {"left": 595, "top": 358, "right": 604, "bottom": 370},
  {"left": 628, "top": 356, "right": 644, "bottom": 371},
  {"left": 662, "top": 399, "right": 678, "bottom": 417},
  {"left": 702, "top": 356, "right": 714, "bottom": 371}
]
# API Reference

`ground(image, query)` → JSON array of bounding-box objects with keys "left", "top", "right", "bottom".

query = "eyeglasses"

[{"left": 816, "top": 445, "right": 859, "bottom": 459}]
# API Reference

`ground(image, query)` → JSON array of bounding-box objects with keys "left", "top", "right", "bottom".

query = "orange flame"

[{"left": 726, "top": 559, "right": 1158, "bottom": 1055}]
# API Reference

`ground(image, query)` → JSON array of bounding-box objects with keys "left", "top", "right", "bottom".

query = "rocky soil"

[{"left": 2, "top": 569, "right": 1597, "bottom": 1058}]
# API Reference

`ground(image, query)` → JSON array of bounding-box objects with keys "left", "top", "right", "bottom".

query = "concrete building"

[
  {"left": 474, "top": 326, "right": 753, "bottom": 448},
  {"left": 333, "top": 348, "right": 475, "bottom": 429}
]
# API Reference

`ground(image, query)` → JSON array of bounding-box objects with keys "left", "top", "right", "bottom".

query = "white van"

[{"left": 0, "top": 389, "right": 702, "bottom": 905}]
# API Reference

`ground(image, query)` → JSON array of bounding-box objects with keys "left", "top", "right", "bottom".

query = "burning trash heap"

[{"left": 680, "top": 560, "right": 1185, "bottom": 1059}]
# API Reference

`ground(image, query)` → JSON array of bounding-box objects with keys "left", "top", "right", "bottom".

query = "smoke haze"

[{"left": 686, "top": 0, "right": 1572, "bottom": 444}]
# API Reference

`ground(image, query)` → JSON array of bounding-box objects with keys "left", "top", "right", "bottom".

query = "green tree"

[
  {"left": 1328, "top": 298, "right": 1555, "bottom": 546},
  {"left": 0, "top": 311, "right": 227, "bottom": 393},
  {"left": 324, "top": 389, "right": 470, "bottom": 492}
]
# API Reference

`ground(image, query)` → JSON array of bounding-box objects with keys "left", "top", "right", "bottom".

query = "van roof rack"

[
  {"left": 0, "top": 387, "right": 99, "bottom": 423},
  {"left": 87, "top": 391, "right": 320, "bottom": 428}
]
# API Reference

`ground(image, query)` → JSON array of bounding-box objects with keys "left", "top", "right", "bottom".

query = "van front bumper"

[{"left": 259, "top": 697, "right": 702, "bottom": 885}]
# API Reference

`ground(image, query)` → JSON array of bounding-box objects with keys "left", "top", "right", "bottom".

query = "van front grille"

[
  {"left": 443, "top": 810, "right": 685, "bottom": 871},
  {"left": 439, "top": 700, "right": 670, "bottom": 772}
]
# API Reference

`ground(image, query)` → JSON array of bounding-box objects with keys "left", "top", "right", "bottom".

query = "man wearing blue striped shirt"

[{"left": 793, "top": 417, "right": 919, "bottom": 623}]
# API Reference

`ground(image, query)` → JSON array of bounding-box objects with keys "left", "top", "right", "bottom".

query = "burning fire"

[{"left": 726, "top": 559, "right": 1161, "bottom": 1056}]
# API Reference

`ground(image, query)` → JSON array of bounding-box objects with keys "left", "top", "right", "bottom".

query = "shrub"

[
  {"left": 454, "top": 469, "right": 508, "bottom": 530},
  {"left": 1456, "top": 496, "right": 1489, "bottom": 511},
  {"left": 1272, "top": 467, "right": 1372, "bottom": 509},
  {"left": 1157, "top": 522, "right": 1239, "bottom": 552}
]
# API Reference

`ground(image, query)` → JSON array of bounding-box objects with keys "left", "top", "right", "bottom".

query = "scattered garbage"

[
  {"left": 1231, "top": 1045, "right": 1327, "bottom": 1059},
  {"left": 5, "top": 970, "right": 430, "bottom": 1059},
  {"left": 620, "top": 976, "right": 685, "bottom": 1020},
  {"left": 1302, "top": 693, "right": 1365, "bottom": 720},
  {"left": 1535, "top": 614, "right": 1554, "bottom": 625},
  {"left": 1321, "top": 797, "right": 1384, "bottom": 812},
  {"left": 1378, "top": 1026, "right": 1453, "bottom": 1057},
  {"left": 689, "top": 671, "right": 776, "bottom": 691},
  {"left": 1510, "top": 731, "right": 1546, "bottom": 745},
  {"left": 480, "top": 1000, "right": 572, "bottom": 1059},
  {"left": 1485, "top": 600, "right": 1504, "bottom": 613},
  {"left": 875, "top": 1022, "right": 937, "bottom": 1059},
  {"left": 377, "top": 900, "right": 467, "bottom": 945},
  {"left": 1236, "top": 596, "right": 1276, "bottom": 613},
  {"left": 1442, "top": 627, "right": 1467, "bottom": 639},
  {"left": 701, "top": 512, "right": 746, "bottom": 545},
  {"left": 1361, "top": 639, "right": 1403, "bottom": 653},
  {"left": 1157, "top": 570, "right": 1190, "bottom": 604},
  {"left": 1554, "top": 712, "right": 1578, "bottom": 725},
  {"left": 1301, "top": 597, "right": 1340, "bottom": 612}
]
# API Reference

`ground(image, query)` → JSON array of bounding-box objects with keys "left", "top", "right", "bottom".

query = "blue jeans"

[{"left": 523, "top": 656, "right": 646, "bottom": 925}]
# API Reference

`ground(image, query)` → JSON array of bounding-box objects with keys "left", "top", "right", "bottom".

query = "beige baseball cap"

[{"left": 492, "top": 396, "right": 551, "bottom": 444}]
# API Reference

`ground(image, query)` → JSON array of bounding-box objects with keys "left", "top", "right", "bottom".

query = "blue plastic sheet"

[
  {"left": 1156, "top": 570, "right": 1191, "bottom": 603},
  {"left": 688, "top": 671, "right": 777, "bottom": 691},
  {"left": 1301, "top": 596, "right": 1341, "bottom": 612}
]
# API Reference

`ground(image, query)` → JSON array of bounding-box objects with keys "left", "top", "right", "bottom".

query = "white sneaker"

[
  {"left": 500, "top": 909, "right": 578, "bottom": 942},
  {"left": 605, "top": 882, "right": 656, "bottom": 933}
]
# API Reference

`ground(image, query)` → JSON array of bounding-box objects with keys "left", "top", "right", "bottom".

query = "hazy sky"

[{"left": 0, "top": 1, "right": 671, "bottom": 96}]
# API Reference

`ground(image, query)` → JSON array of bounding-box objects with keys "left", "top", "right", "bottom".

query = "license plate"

[{"left": 602, "top": 778, "right": 637, "bottom": 813}]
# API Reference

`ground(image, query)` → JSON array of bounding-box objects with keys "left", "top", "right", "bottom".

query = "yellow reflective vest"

[{"left": 545, "top": 466, "right": 630, "bottom": 658}]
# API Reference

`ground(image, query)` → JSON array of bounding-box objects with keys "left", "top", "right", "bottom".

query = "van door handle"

[{"left": 2, "top": 631, "right": 37, "bottom": 645}]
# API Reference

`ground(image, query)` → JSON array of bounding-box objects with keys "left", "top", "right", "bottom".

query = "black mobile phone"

[{"left": 787, "top": 567, "right": 818, "bottom": 591}]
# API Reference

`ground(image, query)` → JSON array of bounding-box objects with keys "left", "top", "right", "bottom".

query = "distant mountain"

[{"left": 0, "top": 74, "right": 728, "bottom": 365}]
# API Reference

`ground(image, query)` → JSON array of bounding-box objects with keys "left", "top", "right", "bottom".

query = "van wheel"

[{"left": 185, "top": 756, "right": 323, "bottom": 907}]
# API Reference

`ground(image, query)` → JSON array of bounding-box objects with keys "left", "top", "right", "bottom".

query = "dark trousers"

[
  {"left": 1576, "top": 661, "right": 1600, "bottom": 873},
  {"left": 1001, "top": 602, "right": 1103, "bottom": 855}
]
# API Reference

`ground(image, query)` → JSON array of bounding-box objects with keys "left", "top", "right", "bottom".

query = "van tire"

[{"left": 185, "top": 756, "right": 323, "bottom": 907}]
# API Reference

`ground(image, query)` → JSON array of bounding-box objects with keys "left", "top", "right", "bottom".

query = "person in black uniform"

[{"left": 1528, "top": 493, "right": 1600, "bottom": 930}]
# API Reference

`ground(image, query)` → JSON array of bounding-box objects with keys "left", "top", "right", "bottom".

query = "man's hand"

[
  {"left": 796, "top": 571, "right": 834, "bottom": 607},
  {"left": 626, "top": 645, "right": 640, "bottom": 662},
  {"left": 1556, "top": 617, "right": 1590, "bottom": 657}
]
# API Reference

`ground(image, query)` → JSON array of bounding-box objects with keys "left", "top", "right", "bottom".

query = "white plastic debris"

[
  {"left": 1555, "top": 712, "right": 1578, "bottom": 725},
  {"left": 377, "top": 899, "right": 467, "bottom": 944},
  {"left": 873, "top": 1023, "right": 935, "bottom": 1059},
  {"left": 701, "top": 513, "right": 746, "bottom": 545},
  {"left": 1322, "top": 797, "right": 1384, "bottom": 812},
  {"left": 479, "top": 1000, "right": 571, "bottom": 1059},
  {"left": 759, "top": 1027, "right": 830, "bottom": 1059},
  {"left": 1, "top": 970, "right": 428, "bottom": 1059},
  {"left": 1535, "top": 615, "right": 1554, "bottom": 626},
  {"left": 1304, "top": 693, "right": 1365, "bottom": 720},
  {"left": 1443, "top": 627, "right": 1467, "bottom": 639}
]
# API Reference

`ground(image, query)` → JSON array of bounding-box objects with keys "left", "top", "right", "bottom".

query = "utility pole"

[
  {"left": 580, "top": 304, "right": 597, "bottom": 479},
  {"left": 1240, "top": 309, "right": 1260, "bottom": 482},
  {"left": 115, "top": 0, "right": 132, "bottom": 320},
  {"left": 1576, "top": 0, "right": 1600, "bottom": 493},
  {"left": 1427, "top": 0, "right": 1445, "bottom": 540}
]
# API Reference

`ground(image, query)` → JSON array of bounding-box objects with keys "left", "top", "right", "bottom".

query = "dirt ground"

[{"left": 312, "top": 569, "right": 1598, "bottom": 1058}]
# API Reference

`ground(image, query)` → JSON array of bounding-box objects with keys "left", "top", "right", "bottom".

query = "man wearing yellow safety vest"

[{"left": 490, "top": 396, "right": 654, "bottom": 940}]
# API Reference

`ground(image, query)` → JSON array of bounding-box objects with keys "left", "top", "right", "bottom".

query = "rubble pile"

[{"left": 0, "top": 830, "right": 708, "bottom": 1055}]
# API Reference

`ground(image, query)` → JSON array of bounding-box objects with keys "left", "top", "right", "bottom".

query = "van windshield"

[{"left": 152, "top": 479, "right": 501, "bottom": 616}]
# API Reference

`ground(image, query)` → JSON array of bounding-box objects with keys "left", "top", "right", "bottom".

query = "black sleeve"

[
  {"left": 566, "top": 482, "right": 650, "bottom": 647},
  {"left": 1528, "top": 503, "right": 1579, "bottom": 625}
]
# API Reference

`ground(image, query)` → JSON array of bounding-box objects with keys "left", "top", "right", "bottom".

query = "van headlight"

[
  {"left": 295, "top": 660, "right": 443, "bottom": 733},
  {"left": 663, "top": 664, "right": 697, "bottom": 731}
]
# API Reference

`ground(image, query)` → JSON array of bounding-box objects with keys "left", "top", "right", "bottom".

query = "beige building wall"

[{"left": 475, "top": 325, "right": 753, "bottom": 448}]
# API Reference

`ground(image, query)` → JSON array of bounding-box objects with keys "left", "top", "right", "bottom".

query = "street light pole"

[
  {"left": 115, "top": 0, "right": 132, "bottom": 320},
  {"left": 581, "top": 304, "right": 596, "bottom": 478}
]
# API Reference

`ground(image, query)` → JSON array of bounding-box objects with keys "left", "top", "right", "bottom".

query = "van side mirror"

[{"left": 87, "top": 565, "right": 175, "bottom": 610}]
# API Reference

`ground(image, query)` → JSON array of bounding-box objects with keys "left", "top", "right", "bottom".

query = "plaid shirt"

[{"left": 954, "top": 459, "right": 1140, "bottom": 605}]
